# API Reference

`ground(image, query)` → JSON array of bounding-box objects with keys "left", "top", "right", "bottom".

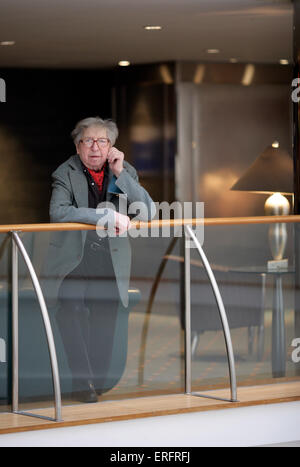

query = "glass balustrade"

[{"left": 0, "top": 219, "right": 299, "bottom": 414}]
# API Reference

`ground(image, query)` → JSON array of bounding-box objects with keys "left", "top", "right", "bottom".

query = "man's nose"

[{"left": 91, "top": 140, "right": 99, "bottom": 150}]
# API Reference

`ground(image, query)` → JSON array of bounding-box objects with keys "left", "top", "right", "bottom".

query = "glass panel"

[
  {"left": 16, "top": 228, "right": 184, "bottom": 408},
  {"left": 17, "top": 231, "right": 61, "bottom": 409},
  {"left": 0, "top": 233, "right": 11, "bottom": 412},
  {"left": 2, "top": 221, "right": 300, "bottom": 412},
  {"left": 190, "top": 221, "right": 299, "bottom": 391}
]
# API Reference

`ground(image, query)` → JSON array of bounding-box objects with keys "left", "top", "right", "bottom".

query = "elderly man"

[{"left": 49, "top": 116, "right": 155, "bottom": 402}]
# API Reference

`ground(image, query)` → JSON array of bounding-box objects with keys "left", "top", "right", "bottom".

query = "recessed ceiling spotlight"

[
  {"left": 206, "top": 48, "right": 220, "bottom": 54},
  {"left": 144, "top": 25, "right": 162, "bottom": 30},
  {"left": 0, "top": 41, "right": 15, "bottom": 46},
  {"left": 279, "top": 59, "right": 289, "bottom": 65},
  {"left": 241, "top": 64, "right": 255, "bottom": 86},
  {"left": 118, "top": 60, "right": 130, "bottom": 67}
]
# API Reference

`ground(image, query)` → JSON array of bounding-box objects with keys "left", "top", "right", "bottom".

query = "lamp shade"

[{"left": 231, "top": 144, "right": 293, "bottom": 195}]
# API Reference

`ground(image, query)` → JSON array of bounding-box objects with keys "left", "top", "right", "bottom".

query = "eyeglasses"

[{"left": 80, "top": 137, "right": 110, "bottom": 148}]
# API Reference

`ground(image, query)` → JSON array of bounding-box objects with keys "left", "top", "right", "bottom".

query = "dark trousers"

[{"left": 56, "top": 235, "right": 120, "bottom": 394}]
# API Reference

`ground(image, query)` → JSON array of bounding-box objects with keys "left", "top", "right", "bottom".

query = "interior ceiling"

[{"left": 0, "top": 0, "right": 293, "bottom": 69}]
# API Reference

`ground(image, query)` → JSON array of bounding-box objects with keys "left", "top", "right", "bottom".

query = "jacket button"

[{"left": 91, "top": 241, "right": 102, "bottom": 251}]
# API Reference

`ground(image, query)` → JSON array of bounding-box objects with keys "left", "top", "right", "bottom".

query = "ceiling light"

[
  {"left": 144, "top": 25, "right": 162, "bottom": 30},
  {"left": 118, "top": 61, "right": 130, "bottom": 67},
  {"left": 279, "top": 59, "right": 289, "bottom": 65},
  {"left": 241, "top": 64, "right": 255, "bottom": 86},
  {"left": 229, "top": 58, "right": 238, "bottom": 63},
  {"left": 193, "top": 64, "right": 205, "bottom": 84},
  {"left": 206, "top": 49, "right": 220, "bottom": 54},
  {"left": 0, "top": 41, "right": 15, "bottom": 46},
  {"left": 159, "top": 65, "right": 173, "bottom": 84}
]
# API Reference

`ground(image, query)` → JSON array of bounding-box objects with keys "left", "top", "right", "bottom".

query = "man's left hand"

[{"left": 108, "top": 147, "right": 124, "bottom": 177}]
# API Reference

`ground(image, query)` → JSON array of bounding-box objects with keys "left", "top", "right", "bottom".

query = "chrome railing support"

[
  {"left": 184, "top": 234, "right": 192, "bottom": 394},
  {"left": 184, "top": 225, "right": 238, "bottom": 402},
  {"left": 11, "top": 232, "right": 62, "bottom": 422},
  {"left": 12, "top": 237, "right": 19, "bottom": 413}
]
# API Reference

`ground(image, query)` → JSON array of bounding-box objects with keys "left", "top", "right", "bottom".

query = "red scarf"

[{"left": 87, "top": 163, "right": 106, "bottom": 192}]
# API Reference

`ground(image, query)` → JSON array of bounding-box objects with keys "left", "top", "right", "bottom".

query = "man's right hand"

[{"left": 114, "top": 211, "right": 131, "bottom": 235}]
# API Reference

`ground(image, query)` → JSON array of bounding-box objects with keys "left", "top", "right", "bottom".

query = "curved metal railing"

[
  {"left": 184, "top": 225, "right": 237, "bottom": 402},
  {"left": 11, "top": 232, "right": 62, "bottom": 422}
]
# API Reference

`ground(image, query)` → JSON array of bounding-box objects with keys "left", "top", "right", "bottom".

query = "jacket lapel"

[
  {"left": 106, "top": 171, "right": 122, "bottom": 202},
  {"left": 68, "top": 154, "right": 126, "bottom": 206},
  {"left": 68, "top": 155, "right": 88, "bottom": 208}
]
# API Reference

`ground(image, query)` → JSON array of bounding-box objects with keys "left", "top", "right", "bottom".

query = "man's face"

[{"left": 76, "top": 125, "right": 111, "bottom": 171}]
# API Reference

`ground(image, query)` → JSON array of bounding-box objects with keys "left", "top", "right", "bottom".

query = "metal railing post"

[
  {"left": 12, "top": 236, "right": 19, "bottom": 413},
  {"left": 11, "top": 232, "right": 62, "bottom": 422},
  {"left": 184, "top": 225, "right": 238, "bottom": 402},
  {"left": 184, "top": 234, "right": 192, "bottom": 394}
]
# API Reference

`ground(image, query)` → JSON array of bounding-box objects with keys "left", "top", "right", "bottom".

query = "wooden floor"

[{"left": 0, "top": 381, "right": 299, "bottom": 435}]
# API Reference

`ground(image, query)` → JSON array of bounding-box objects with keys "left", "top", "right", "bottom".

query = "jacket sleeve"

[
  {"left": 116, "top": 164, "right": 156, "bottom": 221},
  {"left": 49, "top": 171, "right": 115, "bottom": 226}
]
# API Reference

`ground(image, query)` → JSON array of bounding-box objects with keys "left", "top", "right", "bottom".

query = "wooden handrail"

[{"left": 0, "top": 215, "right": 300, "bottom": 233}]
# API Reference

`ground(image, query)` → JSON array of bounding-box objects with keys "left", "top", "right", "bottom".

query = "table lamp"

[{"left": 231, "top": 141, "right": 293, "bottom": 268}]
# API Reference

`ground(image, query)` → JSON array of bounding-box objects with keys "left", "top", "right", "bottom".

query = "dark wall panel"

[{"left": 0, "top": 68, "right": 113, "bottom": 224}]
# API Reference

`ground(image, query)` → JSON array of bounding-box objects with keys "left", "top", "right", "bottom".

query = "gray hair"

[{"left": 71, "top": 116, "right": 119, "bottom": 146}]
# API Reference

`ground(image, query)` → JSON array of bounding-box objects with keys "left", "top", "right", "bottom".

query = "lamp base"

[
  {"left": 267, "top": 258, "right": 288, "bottom": 271},
  {"left": 264, "top": 193, "right": 290, "bottom": 263}
]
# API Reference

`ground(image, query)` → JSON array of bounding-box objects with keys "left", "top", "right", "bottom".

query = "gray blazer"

[{"left": 44, "top": 154, "right": 155, "bottom": 307}]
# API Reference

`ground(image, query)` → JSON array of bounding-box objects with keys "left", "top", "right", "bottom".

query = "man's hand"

[
  {"left": 108, "top": 147, "right": 124, "bottom": 178},
  {"left": 114, "top": 211, "right": 131, "bottom": 236}
]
